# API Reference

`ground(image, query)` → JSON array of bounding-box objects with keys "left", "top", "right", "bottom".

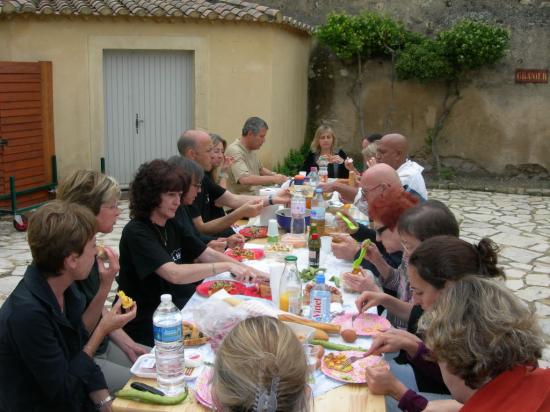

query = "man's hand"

[
  {"left": 318, "top": 182, "right": 335, "bottom": 193},
  {"left": 364, "top": 366, "right": 408, "bottom": 400},
  {"left": 331, "top": 234, "right": 360, "bottom": 260},
  {"left": 424, "top": 400, "right": 463, "bottom": 412},
  {"left": 226, "top": 234, "right": 245, "bottom": 249},
  {"left": 342, "top": 268, "right": 380, "bottom": 293},
  {"left": 207, "top": 238, "right": 227, "bottom": 253},
  {"left": 366, "top": 157, "right": 377, "bottom": 168},
  {"left": 366, "top": 328, "right": 422, "bottom": 357},
  {"left": 344, "top": 158, "right": 359, "bottom": 174},
  {"left": 273, "top": 188, "right": 291, "bottom": 205},
  {"left": 97, "top": 246, "right": 119, "bottom": 291},
  {"left": 271, "top": 174, "right": 288, "bottom": 185},
  {"left": 237, "top": 199, "right": 264, "bottom": 218}
]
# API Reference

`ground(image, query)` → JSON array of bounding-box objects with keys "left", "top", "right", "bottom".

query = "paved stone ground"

[{"left": 1, "top": 189, "right": 549, "bottom": 364}]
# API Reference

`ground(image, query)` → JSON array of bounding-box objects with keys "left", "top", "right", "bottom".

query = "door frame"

[{"left": 88, "top": 35, "right": 209, "bottom": 172}]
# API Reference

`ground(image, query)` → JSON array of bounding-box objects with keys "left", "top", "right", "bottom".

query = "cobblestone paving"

[{"left": 1, "top": 189, "right": 549, "bottom": 364}]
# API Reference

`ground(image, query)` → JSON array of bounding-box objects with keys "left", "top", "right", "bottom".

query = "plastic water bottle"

[
  {"left": 290, "top": 186, "right": 307, "bottom": 236},
  {"left": 279, "top": 256, "right": 302, "bottom": 315},
  {"left": 307, "top": 167, "right": 319, "bottom": 188},
  {"left": 309, "top": 273, "right": 331, "bottom": 322},
  {"left": 310, "top": 187, "right": 326, "bottom": 235},
  {"left": 319, "top": 166, "right": 328, "bottom": 183},
  {"left": 153, "top": 294, "right": 186, "bottom": 396}
]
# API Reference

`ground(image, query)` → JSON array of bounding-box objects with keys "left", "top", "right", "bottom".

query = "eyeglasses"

[
  {"left": 101, "top": 202, "right": 119, "bottom": 210},
  {"left": 375, "top": 225, "right": 388, "bottom": 237}
]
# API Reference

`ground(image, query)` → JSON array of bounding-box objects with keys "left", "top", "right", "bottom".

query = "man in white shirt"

[{"left": 374, "top": 133, "right": 428, "bottom": 200}]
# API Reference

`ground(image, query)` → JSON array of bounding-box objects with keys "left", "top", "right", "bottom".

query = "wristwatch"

[
  {"left": 268, "top": 194, "right": 274, "bottom": 205},
  {"left": 95, "top": 394, "right": 114, "bottom": 410}
]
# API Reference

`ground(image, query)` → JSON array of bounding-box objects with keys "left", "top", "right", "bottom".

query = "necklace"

[{"left": 153, "top": 224, "right": 168, "bottom": 247}]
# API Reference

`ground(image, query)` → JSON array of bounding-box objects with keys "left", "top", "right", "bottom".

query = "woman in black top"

[
  {"left": 302, "top": 124, "right": 349, "bottom": 179},
  {"left": 0, "top": 201, "right": 135, "bottom": 411},
  {"left": 118, "top": 159, "right": 266, "bottom": 346}
]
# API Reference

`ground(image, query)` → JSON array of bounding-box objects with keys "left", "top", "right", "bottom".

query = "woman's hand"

[
  {"left": 97, "top": 246, "right": 119, "bottom": 291},
  {"left": 98, "top": 299, "right": 137, "bottom": 336},
  {"left": 221, "top": 155, "right": 234, "bottom": 172},
  {"left": 230, "top": 263, "right": 268, "bottom": 283},
  {"left": 329, "top": 154, "right": 344, "bottom": 165},
  {"left": 364, "top": 242, "right": 385, "bottom": 266},
  {"left": 331, "top": 234, "right": 360, "bottom": 260},
  {"left": 355, "top": 291, "right": 386, "bottom": 314},
  {"left": 367, "top": 328, "right": 422, "bottom": 356},
  {"left": 342, "top": 268, "right": 380, "bottom": 293},
  {"left": 237, "top": 199, "right": 264, "bottom": 218},
  {"left": 364, "top": 366, "right": 408, "bottom": 400},
  {"left": 207, "top": 238, "right": 227, "bottom": 253}
]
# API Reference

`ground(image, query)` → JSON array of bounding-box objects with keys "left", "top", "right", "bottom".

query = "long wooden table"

[{"left": 113, "top": 222, "right": 386, "bottom": 412}]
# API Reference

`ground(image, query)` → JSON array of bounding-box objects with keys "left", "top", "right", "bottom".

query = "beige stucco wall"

[{"left": 0, "top": 17, "right": 311, "bottom": 177}]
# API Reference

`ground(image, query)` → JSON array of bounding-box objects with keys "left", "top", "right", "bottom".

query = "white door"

[{"left": 103, "top": 50, "right": 194, "bottom": 185}]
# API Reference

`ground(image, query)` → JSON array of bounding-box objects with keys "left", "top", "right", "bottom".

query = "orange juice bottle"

[{"left": 279, "top": 255, "right": 301, "bottom": 314}]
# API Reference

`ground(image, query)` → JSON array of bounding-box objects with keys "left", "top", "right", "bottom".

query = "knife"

[{"left": 130, "top": 382, "right": 165, "bottom": 396}]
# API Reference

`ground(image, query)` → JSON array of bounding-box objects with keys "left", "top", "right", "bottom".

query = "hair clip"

[{"left": 253, "top": 376, "right": 279, "bottom": 412}]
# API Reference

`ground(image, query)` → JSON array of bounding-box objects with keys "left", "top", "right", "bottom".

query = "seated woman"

[
  {"left": 118, "top": 159, "right": 267, "bottom": 346},
  {"left": 421, "top": 276, "right": 550, "bottom": 411},
  {"left": 302, "top": 124, "right": 349, "bottom": 179},
  {"left": 363, "top": 236, "right": 505, "bottom": 410},
  {"left": 209, "top": 133, "right": 233, "bottom": 189},
  {"left": 212, "top": 316, "right": 311, "bottom": 412},
  {"left": 57, "top": 169, "right": 149, "bottom": 391},
  {"left": 349, "top": 186, "right": 419, "bottom": 329},
  {"left": 352, "top": 200, "right": 459, "bottom": 331},
  {"left": 0, "top": 201, "right": 136, "bottom": 411}
]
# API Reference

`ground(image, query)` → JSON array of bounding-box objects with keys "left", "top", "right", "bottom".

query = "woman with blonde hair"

[
  {"left": 212, "top": 316, "right": 311, "bottom": 412},
  {"left": 209, "top": 133, "right": 234, "bottom": 188},
  {"left": 302, "top": 125, "right": 348, "bottom": 178},
  {"left": 421, "top": 275, "right": 550, "bottom": 411},
  {"left": 57, "top": 169, "right": 148, "bottom": 391}
]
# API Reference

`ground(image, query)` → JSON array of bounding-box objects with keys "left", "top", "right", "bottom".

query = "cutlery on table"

[{"left": 341, "top": 353, "right": 368, "bottom": 370}]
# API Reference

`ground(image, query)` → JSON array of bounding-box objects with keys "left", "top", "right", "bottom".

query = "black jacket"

[{"left": 0, "top": 265, "right": 107, "bottom": 411}]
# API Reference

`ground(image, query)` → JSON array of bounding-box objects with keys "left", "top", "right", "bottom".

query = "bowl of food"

[{"left": 275, "top": 208, "right": 311, "bottom": 233}]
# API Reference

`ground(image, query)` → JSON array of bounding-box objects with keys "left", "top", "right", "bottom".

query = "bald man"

[
  {"left": 375, "top": 133, "right": 427, "bottom": 200},
  {"left": 177, "top": 129, "right": 290, "bottom": 238}
]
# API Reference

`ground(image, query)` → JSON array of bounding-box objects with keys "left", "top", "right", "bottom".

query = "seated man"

[
  {"left": 0, "top": 201, "right": 135, "bottom": 411},
  {"left": 225, "top": 116, "right": 288, "bottom": 195},
  {"left": 177, "top": 128, "right": 289, "bottom": 238}
]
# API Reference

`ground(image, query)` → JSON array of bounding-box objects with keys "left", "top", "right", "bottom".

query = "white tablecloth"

[{"left": 180, "top": 244, "right": 379, "bottom": 398}]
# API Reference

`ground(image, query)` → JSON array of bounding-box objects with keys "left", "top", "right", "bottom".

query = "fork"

[{"left": 340, "top": 353, "right": 368, "bottom": 370}]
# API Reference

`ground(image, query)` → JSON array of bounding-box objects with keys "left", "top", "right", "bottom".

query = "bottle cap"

[
  {"left": 315, "top": 187, "right": 323, "bottom": 194},
  {"left": 160, "top": 294, "right": 172, "bottom": 303},
  {"left": 284, "top": 255, "right": 298, "bottom": 262},
  {"left": 315, "top": 273, "right": 325, "bottom": 284},
  {"left": 311, "top": 233, "right": 320, "bottom": 240}
]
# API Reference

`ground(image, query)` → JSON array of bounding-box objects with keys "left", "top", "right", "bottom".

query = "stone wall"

[{"left": 261, "top": 0, "right": 550, "bottom": 175}]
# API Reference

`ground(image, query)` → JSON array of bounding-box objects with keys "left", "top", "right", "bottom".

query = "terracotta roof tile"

[{"left": 0, "top": 0, "right": 312, "bottom": 33}]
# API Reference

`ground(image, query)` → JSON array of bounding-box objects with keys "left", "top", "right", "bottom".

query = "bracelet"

[
  {"left": 268, "top": 194, "right": 274, "bottom": 205},
  {"left": 95, "top": 394, "right": 114, "bottom": 410},
  {"left": 211, "top": 263, "right": 216, "bottom": 275}
]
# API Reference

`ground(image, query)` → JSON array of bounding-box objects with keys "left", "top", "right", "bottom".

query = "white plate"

[{"left": 130, "top": 351, "right": 204, "bottom": 380}]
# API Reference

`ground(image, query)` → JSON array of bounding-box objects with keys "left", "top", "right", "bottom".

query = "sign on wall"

[{"left": 515, "top": 69, "right": 548, "bottom": 84}]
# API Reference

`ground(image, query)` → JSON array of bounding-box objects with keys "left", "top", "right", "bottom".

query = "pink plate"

[
  {"left": 331, "top": 312, "right": 391, "bottom": 336},
  {"left": 195, "top": 367, "right": 213, "bottom": 409},
  {"left": 321, "top": 351, "right": 384, "bottom": 383}
]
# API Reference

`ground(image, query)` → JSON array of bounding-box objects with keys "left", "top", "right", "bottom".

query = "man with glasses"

[
  {"left": 225, "top": 116, "right": 288, "bottom": 195},
  {"left": 177, "top": 128, "right": 290, "bottom": 238}
]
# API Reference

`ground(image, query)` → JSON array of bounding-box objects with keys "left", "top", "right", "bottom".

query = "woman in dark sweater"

[{"left": 302, "top": 125, "right": 349, "bottom": 179}]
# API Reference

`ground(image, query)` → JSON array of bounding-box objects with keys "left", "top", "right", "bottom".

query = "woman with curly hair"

[
  {"left": 421, "top": 275, "right": 550, "bottom": 411},
  {"left": 301, "top": 125, "right": 349, "bottom": 178},
  {"left": 212, "top": 317, "right": 311, "bottom": 412},
  {"left": 118, "top": 159, "right": 267, "bottom": 346},
  {"left": 363, "top": 236, "right": 506, "bottom": 411}
]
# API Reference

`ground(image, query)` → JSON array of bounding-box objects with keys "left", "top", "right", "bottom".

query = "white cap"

[{"left": 160, "top": 294, "right": 172, "bottom": 303}]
